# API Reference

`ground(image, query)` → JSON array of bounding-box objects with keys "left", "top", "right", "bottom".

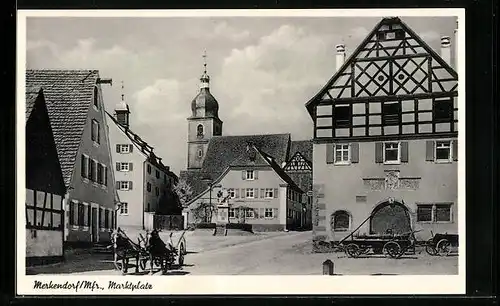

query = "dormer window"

[{"left": 197, "top": 124, "right": 204, "bottom": 138}]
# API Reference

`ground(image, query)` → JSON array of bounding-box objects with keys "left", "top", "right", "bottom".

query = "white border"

[{"left": 17, "top": 8, "right": 466, "bottom": 295}]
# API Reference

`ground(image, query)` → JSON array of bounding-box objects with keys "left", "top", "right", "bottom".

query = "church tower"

[
  {"left": 115, "top": 81, "right": 130, "bottom": 129},
  {"left": 187, "top": 51, "right": 223, "bottom": 170}
]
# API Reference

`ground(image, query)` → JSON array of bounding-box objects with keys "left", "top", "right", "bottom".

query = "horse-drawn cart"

[
  {"left": 425, "top": 232, "right": 458, "bottom": 256},
  {"left": 110, "top": 227, "right": 187, "bottom": 275}
]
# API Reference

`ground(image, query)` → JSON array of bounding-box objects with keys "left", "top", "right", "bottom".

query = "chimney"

[
  {"left": 336, "top": 44, "right": 346, "bottom": 72},
  {"left": 440, "top": 36, "right": 451, "bottom": 66}
]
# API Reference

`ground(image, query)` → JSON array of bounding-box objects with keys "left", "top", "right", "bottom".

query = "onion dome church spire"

[{"left": 191, "top": 50, "right": 220, "bottom": 119}]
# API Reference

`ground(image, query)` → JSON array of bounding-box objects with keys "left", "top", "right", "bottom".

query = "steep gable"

[
  {"left": 283, "top": 152, "right": 312, "bottom": 172},
  {"left": 26, "top": 69, "right": 100, "bottom": 187},
  {"left": 306, "top": 17, "right": 458, "bottom": 116}
]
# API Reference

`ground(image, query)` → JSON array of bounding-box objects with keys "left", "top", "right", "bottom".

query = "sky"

[{"left": 26, "top": 15, "right": 457, "bottom": 175}]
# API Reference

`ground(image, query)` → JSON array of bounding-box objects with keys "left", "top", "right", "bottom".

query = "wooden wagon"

[
  {"left": 425, "top": 232, "right": 459, "bottom": 256},
  {"left": 110, "top": 228, "right": 187, "bottom": 275}
]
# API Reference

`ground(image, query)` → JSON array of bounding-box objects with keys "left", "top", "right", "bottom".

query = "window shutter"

[
  {"left": 103, "top": 167, "right": 107, "bottom": 186},
  {"left": 400, "top": 141, "right": 409, "bottom": 163},
  {"left": 129, "top": 181, "right": 133, "bottom": 190},
  {"left": 453, "top": 140, "right": 458, "bottom": 161},
  {"left": 375, "top": 142, "right": 383, "bottom": 163},
  {"left": 351, "top": 143, "right": 359, "bottom": 163},
  {"left": 255, "top": 188, "right": 259, "bottom": 198},
  {"left": 326, "top": 144, "right": 334, "bottom": 164},
  {"left": 242, "top": 171, "right": 246, "bottom": 180},
  {"left": 116, "top": 144, "right": 120, "bottom": 153},
  {"left": 274, "top": 188, "right": 279, "bottom": 198},
  {"left": 254, "top": 208, "right": 259, "bottom": 218},
  {"left": 129, "top": 163, "right": 133, "bottom": 171},
  {"left": 426, "top": 141, "right": 435, "bottom": 161},
  {"left": 116, "top": 181, "right": 121, "bottom": 190},
  {"left": 81, "top": 156, "right": 86, "bottom": 178},
  {"left": 273, "top": 208, "right": 278, "bottom": 219},
  {"left": 254, "top": 170, "right": 259, "bottom": 179},
  {"left": 260, "top": 189, "right": 265, "bottom": 198},
  {"left": 259, "top": 208, "right": 265, "bottom": 219},
  {"left": 235, "top": 189, "right": 240, "bottom": 198},
  {"left": 116, "top": 162, "right": 120, "bottom": 171},
  {"left": 129, "top": 144, "right": 133, "bottom": 152}
]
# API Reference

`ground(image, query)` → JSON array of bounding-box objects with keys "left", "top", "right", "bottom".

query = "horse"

[{"left": 143, "top": 229, "right": 177, "bottom": 274}]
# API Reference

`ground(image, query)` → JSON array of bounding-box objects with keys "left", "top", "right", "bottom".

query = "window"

[
  {"left": 417, "top": 204, "right": 453, "bottom": 223},
  {"left": 91, "top": 119, "right": 100, "bottom": 144},
  {"left": 93, "top": 87, "right": 99, "bottom": 109},
  {"left": 246, "top": 170, "right": 254, "bottom": 180},
  {"left": 245, "top": 209, "right": 254, "bottom": 218},
  {"left": 335, "top": 144, "right": 350, "bottom": 164},
  {"left": 90, "top": 159, "right": 97, "bottom": 181},
  {"left": 155, "top": 170, "right": 160, "bottom": 179},
  {"left": 228, "top": 208, "right": 235, "bottom": 218},
  {"left": 384, "top": 142, "right": 400, "bottom": 163},
  {"left": 155, "top": 187, "right": 159, "bottom": 196},
  {"left": 78, "top": 203, "right": 85, "bottom": 226},
  {"left": 435, "top": 141, "right": 452, "bottom": 162},
  {"left": 228, "top": 188, "right": 235, "bottom": 198},
  {"left": 333, "top": 104, "right": 351, "bottom": 128},
  {"left": 333, "top": 210, "right": 350, "bottom": 231},
  {"left": 382, "top": 102, "right": 400, "bottom": 125},
  {"left": 433, "top": 99, "right": 453, "bottom": 122},
  {"left": 147, "top": 164, "right": 151, "bottom": 174},
  {"left": 119, "top": 162, "right": 129, "bottom": 171},
  {"left": 164, "top": 174, "right": 167, "bottom": 183},
  {"left": 81, "top": 155, "right": 89, "bottom": 178},
  {"left": 197, "top": 149, "right": 203, "bottom": 158},
  {"left": 417, "top": 205, "right": 433, "bottom": 222},
  {"left": 103, "top": 166, "right": 107, "bottom": 186},
  {"left": 69, "top": 202, "right": 75, "bottom": 225},
  {"left": 245, "top": 188, "right": 255, "bottom": 198},
  {"left": 288, "top": 209, "right": 293, "bottom": 218},
  {"left": 119, "top": 144, "right": 130, "bottom": 153},
  {"left": 147, "top": 182, "right": 152, "bottom": 192},
  {"left": 264, "top": 208, "right": 274, "bottom": 218},
  {"left": 197, "top": 124, "right": 204, "bottom": 138},
  {"left": 119, "top": 181, "right": 130, "bottom": 190},
  {"left": 105, "top": 210, "right": 109, "bottom": 228},
  {"left": 264, "top": 188, "right": 274, "bottom": 198},
  {"left": 97, "top": 164, "right": 103, "bottom": 184}
]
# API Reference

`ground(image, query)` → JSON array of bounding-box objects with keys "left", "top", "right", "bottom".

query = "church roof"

[
  {"left": 190, "top": 88, "right": 220, "bottom": 119},
  {"left": 26, "top": 69, "right": 101, "bottom": 187}
]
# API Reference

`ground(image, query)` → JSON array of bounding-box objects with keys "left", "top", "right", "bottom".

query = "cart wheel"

[
  {"left": 139, "top": 258, "right": 148, "bottom": 271},
  {"left": 384, "top": 241, "right": 403, "bottom": 259},
  {"left": 436, "top": 239, "right": 451, "bottom": 256},
  {"left": 425, "top": 238, "right": 438, "bottom": 256},
  {"left": 178, "top": 251, "right": 185, "bottom": 267},
  {"left": 154, "top": 258, "right": 162, "bottom": 267},
  {"left": 345, "top": 243, "right": 361, "bottom": 258},
  {"left": 113, "top": 259, "right": 123, "bottom": 271}
]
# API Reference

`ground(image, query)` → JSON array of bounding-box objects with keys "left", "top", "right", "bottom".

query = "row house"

[
  {"left": 26, "top": 70, "right": 117, "bottom": 246},
  {"left": 305, "top": 17, "right": 459, "bottom": 247}
]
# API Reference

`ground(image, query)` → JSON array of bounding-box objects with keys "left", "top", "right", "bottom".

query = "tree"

[
  {"left": 233, "top": 205, "right": 251, "bottom": 224},
  {"left": 191, "top": 201, "right": 217, "bottom": 224},
  {"left": 173, "top": 178, "right": 193, "bottom": 208}
]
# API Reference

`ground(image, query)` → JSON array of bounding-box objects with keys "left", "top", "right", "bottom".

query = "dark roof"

[
  {"left": 200, "top": 133, "right": 291, "bottom": 179},
  {"left": 26, "top": 69, "right": 100, "bottom": 187},
  {"left": 25, "top": 86, "right": 43, "bottom": 123},
  {"left": 179, "top": 170, "right": 209, "bottom": 203},
  {"left": 289, "top": 140, "right": 313, "bottom": 162},
  {"left": 106, "top": 111, "right": 176, "bottom": 178},
  {"left": 286, "top": 172, "right": 312, "bottom": 194}
]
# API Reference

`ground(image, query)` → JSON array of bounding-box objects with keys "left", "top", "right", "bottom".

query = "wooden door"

[{"left": 91, "top": 207, "right": 98, "bottom": 242}]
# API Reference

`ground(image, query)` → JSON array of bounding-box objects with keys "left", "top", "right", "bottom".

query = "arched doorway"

[{"left": 370, "top": 201, "right": 411, "bottom": 235}]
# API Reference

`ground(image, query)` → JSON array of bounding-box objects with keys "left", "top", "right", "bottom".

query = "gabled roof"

[
  {"left": 25, "top": 86, "right": 43, "bottom": 123},
  {"left": 200, "top": 133, "right": 291, "bottom": 179},
  {"left": 185, "top": 144, "right": 303, "bottom": 205},
  {"left": 26, "top": 69, "right": 100, "bottom": 187},
  {"left": 289, "top": 140, "right": 313, "bottom": 163},
  {"left": 106, "top": 111, "right": 177, "bottom": 179},
  {"left": 283, "top": 152, "right": 313, "bottom": 172},
  {"left": 305, "top": 17, "right": 458, "bottom": 117}
]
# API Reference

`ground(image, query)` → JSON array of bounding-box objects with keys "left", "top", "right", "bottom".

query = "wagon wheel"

[
  {"left": 425, "top": 238, "right": 438, "bottom": 256},
  {"left": 139, "top": 257, "right": 148, "bottom": 271},
  {"left": 178, "top": 244, "right": 185, "bottom": 267},
  {"left": 384, "top": 241, "right": 403, "bottom": 259},
  {"left": 345, "top": 243, "right": 361, "bottom": 258},
  {"left": 436, "top": 239, "right": 451, "bottom": 256},
  {"left": 113, "top": 257, "right": 123, "bottom": 271}
]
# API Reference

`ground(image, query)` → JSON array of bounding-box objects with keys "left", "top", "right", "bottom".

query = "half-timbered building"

[
  {"left": 25, "top": 86, "right": 66, "bottom": 265},
  {"left": 306, "top": 17, "right": 459, "bottom": 248}
]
